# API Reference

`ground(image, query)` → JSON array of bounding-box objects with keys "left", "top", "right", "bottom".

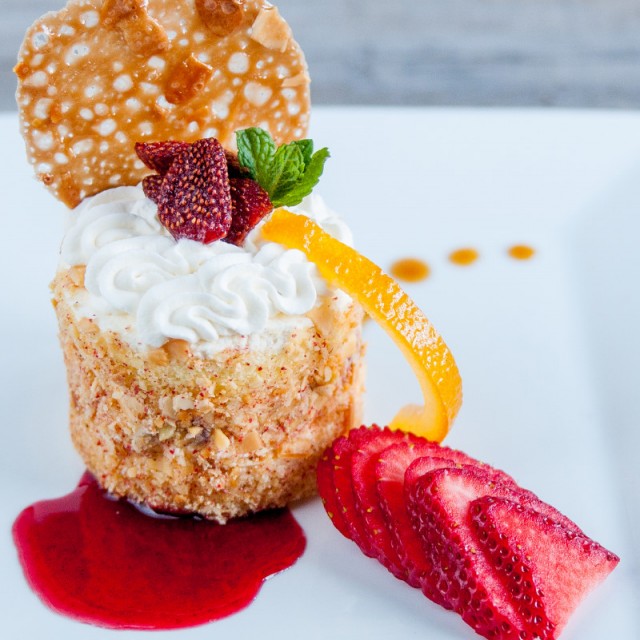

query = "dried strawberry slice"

[
  {"left": 225, "top": 151, "right": 250, "bottom": 178},
  {"left": 142, "top": 174, "right": 163, "bottom": 203},
  {"left": 224, "top": 178, "right": 273, "bottom": 246},
  {"left": 135, "top": 140, "right": 190, "bottom": 175},
  {"left": 156, "top": 138, "right": 232, "bottom": 243}
]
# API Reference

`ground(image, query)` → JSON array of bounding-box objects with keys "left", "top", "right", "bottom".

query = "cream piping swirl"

[{"left": 59, "top": 187, "right": 352, "bottom": 348}]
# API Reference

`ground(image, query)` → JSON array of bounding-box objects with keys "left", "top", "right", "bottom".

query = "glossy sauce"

[
  {"left": 12, "top": 473, "right": 306, "bottom": 630},
  {"left": 390, "top": 257, "right": 430, "bottom": 282},
  {"left": 508, "top": 244, "right": 536, "bottom": 260},
  {"left": 449, "top": 247, "right": 479, "bottom": 266}
]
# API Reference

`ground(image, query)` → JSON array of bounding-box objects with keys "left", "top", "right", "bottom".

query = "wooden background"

[{"left": 3, "top": 0, "right": 640, "bottom": 110}]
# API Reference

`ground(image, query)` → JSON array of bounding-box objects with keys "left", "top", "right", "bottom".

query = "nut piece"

[
  {"left": 101, "top": 0, "right": 168, "bottom": 55},
  {"left": 158, "top": 395, "right": 176, "bottom": 418},
  {"left": 250, "top": 6, "right": 291, "bottom": 52},
  {"left": 282, "top": 72, "right": 309, "bottom": 88},
  {"left": 239, "top": 430, "right": 264, "bottom": 453},
  {"left": 173, "top": 394, "right": 195, "bottom": 412},
  {"left": 165, "top": 54, "right": 214, "bottom": 105},
  {"left": 100, "top": 0, "right": 143, "bottom": 25},
  {"left": 212, "top": 428, "right": 231, "bottom": 451},
  {"left": 196, "top": 0, "right": 245, "bottom": 37},
  {"left": 67, "top": 265, "right": 86, "bottom": 288},
  {"left": 163, "top": 339, "right": 191, "bottom": 361},
  {"left": 147, "top": 347, "right": 169, "bottom": 366}
]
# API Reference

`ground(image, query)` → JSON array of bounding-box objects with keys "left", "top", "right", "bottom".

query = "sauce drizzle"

[
  {"left": 508, "top": 244, "right": 536, "bottom": 260},
  {"left": 449, "top": 247, "right": 479, "bottom": 266},
  {"left": 390, "top": 257, "right": 430, "bottom": 282},
  {"left": 13, "top": 473, "right": 306, "bottom": 630}
]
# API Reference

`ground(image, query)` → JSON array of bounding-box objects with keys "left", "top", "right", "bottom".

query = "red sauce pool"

[{"left": 12, "top": 473, "right": 306, "bottom": 630}]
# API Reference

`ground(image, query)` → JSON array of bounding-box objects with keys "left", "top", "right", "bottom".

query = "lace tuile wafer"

[{"left": 15, "top": 0, "right": 310, "bottom": 207}]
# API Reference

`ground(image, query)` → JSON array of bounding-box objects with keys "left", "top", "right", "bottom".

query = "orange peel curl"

[{"left": 261, "top": 208, "right": 462, "bottom": 442}]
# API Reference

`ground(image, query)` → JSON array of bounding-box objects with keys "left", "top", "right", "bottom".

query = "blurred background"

[{"left": 3, "top": 0, "right": 640, "bottom": 110}]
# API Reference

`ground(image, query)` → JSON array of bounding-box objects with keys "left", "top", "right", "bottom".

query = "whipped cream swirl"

[{"left": 59, "top": 186, "right": 352, "bottom": 351}]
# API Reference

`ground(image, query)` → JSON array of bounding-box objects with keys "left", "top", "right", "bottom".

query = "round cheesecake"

[{"left": 52, "top": 187, "right": 365, "bottom": 522}]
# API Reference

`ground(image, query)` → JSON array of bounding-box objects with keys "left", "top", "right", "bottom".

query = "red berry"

[
  {"left": 470, "top": 496, "right": 619, "bottom": 639},
  {"left": 316, "top": 434, "right": 354, "bottom": 541},
  {"left": 225, "top": 151, "right": 250, "bottom": 178},
  {"left": 326, "top": 426, "right": 380, "bottom": 555},
  {"left": 317, "top": 428, "right": 618, "bottom": 640},
  {"left": 156, "top": 138, "right": 232, "bottom": 244},
  {"left": 142, "top": 174, "right": 163, "bottom": 203},
  {"left": 376, "top": 444, "right": 473, "bottom": 594},
  {"left": 406, "top": 466, "right": 536, "bottom": 637},
  {"left": 135, "top": 140, "right": 190, "bottom": 175},
  {"left": 224, "top": 178, "right": 273, "bottom": 246},
  {"left": 349, "top": 428, "right": 423, "bottom": 573}
]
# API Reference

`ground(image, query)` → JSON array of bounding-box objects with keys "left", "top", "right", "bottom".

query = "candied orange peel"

[{"left": 261, "top": 209, "right": 462, "bottom": 442}]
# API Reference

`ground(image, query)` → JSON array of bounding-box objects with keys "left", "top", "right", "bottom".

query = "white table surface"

[{"left": 0, "top": 108, "right": 639, "bottom": 639}]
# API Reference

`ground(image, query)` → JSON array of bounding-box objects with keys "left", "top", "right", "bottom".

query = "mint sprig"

[{"left": 236, "top": 128, "right": 329, "bottom": 207}]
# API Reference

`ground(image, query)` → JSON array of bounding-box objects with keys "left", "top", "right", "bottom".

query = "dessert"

[
  {"left": 15, "top": 0, "right": 369, "bottom": 523},
  {"left": 50, "top": 132, "right": 365, "bottom": 523}
]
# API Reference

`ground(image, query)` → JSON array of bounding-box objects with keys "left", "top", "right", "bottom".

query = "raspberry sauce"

[{"left": 12, "top": 473, "right": 306, "bottom": 629}]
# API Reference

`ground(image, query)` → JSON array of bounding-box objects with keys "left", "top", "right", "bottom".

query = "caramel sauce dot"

[
  {"left": 390, "top": 257, "right": 430, "bottom": 283},
  {"left": 449, "top": 248, "right": 479, "bottom": 266},
  {"left": 508, "top": 245, "right": 536, "bottom": 260}
]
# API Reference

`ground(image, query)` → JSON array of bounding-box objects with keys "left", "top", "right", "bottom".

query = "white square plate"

[{"left": 1, "top": 108, "right": 638, "bottom": 639}]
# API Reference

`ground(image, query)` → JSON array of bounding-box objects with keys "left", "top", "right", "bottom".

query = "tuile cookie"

[{"left": 15, "top": 0, "right": 310, "bottom": 207}]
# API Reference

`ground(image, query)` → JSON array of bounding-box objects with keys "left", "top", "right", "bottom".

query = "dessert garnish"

[
  {"left": 140, "top": 137, "right": 233, "bottom": 243},
  {"left": 317, "top": 426, "right": 619, "bottom": 640},
  {"left": 261, "top": 208, "right": 463, "bottom": 441},
  {"left": 15, "top": 0, "right": 310, "bottom": 207},
  {"left": 236, "top": 127, "right": 330, "bottom": 207},
  {"left": 225, "top": 176, "right": 273, "bottom": 245},
  {"left": 136, "top": 128, "right": 329, "bottom": 245}
]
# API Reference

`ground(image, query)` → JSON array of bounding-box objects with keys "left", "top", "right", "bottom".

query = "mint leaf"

[
  {"left": 269, "top": 143, "right": 305, "bottom": 203},
  {"left": 235, "top": 128, "right": 330, "bottom": 207},
  {"left": 291, "top": 139, "right": 314, "bottom": 165},
  {"left": 236, "top": 128, "right": 275, "bottom": 188},
  {"left": 275, "top": 147, "right": 330, "bottom": 207}
]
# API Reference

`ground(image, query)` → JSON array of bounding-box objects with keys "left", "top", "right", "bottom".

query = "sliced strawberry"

[
  {"left": 349, "top": 428, "right": 423, "bottom": 576},
  {"left": 156, "top": 138, "right": 232, "bottom": 244},
  {"left": 328, "top": 426, "right": 390, "bottom": 556},
  {"left": 405, "top": 454, "right": 583, "bottom": 537},
  {"left": 377, "top": 452, "right": 459, "bottom": 600},
  {"left": 224, "top": 178, "right": 273, "bottom": 246},
  {"left": 318, "top": 426, "right": 384, "bottom": 544},
  {"left": 407, "top": 466, "right": 542, "bottom": 637},
  {"left": 316, "top": 435, "right": 353, "bottom": 541},
  {"left": 135, "top": 140, "right": 190, "bottom": 175},
  {"left": 142, "top": 173, "right": 163, "bottom": 203},
  {"left": 407, "top": 465, "right": 592, "bottom": 638},
  {"left": 404, "top": 454, "right": 520, "bottom": 494},
  {"left": 375, "top": 440, "right": 519, "bottom": 592},
  {"left": 470, "top": 497, "right": 619, "bottom": 639}
]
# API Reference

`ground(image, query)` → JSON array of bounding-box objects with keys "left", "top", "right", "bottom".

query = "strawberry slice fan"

[{"left": 261, "top": 210, "right": 619, "bottom": 640}]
